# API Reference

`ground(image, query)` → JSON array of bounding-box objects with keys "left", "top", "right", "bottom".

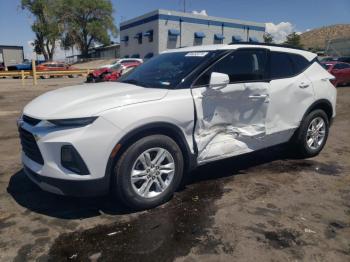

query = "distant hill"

[{"left": 300, "top": 24, "right": 350, "bottom": 50}]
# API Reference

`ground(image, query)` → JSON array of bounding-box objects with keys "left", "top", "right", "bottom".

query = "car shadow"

[{"left": 7, "top": 144, "right": 293, "bottom": 220}]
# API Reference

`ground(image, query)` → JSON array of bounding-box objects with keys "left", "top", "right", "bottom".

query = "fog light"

[{"left": 61, "top": 145, "right": 89, "bottom": 175}]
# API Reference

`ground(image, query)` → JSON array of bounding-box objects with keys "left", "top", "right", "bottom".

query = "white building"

[{"left": 120, "top": 9, "right": 266, "bottom": 59}]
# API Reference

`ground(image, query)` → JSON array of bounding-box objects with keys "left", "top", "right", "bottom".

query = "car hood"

[
  {"left": 92, "top": 67, "right": 110, "bottom": 77},
  {"left": 23, "top": 82, "right": 168, "bottom": 119}
]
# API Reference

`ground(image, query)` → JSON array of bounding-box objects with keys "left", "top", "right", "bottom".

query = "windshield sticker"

[{"left": 185, "top": 52, "right": 208, "bottom": 57}]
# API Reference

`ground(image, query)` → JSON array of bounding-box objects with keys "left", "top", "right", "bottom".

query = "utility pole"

[{"left": 183, "top": 0, "right": 186, "bottom": 12}]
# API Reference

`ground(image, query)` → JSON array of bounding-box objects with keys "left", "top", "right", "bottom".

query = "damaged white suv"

[{"left": 19, "top": 43, "right": 336, "bottom": 209}]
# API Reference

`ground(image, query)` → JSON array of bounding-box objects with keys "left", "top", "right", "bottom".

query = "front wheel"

[
  {"left": 113, "top": 135, "right": 184, "bottom": 210},
  {"left": 291, "top": 109, "right": 329, "bottom": 158}
]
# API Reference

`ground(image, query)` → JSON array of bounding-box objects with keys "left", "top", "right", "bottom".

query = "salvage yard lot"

[{"left": 0, "top": 78, "right": 349, "bottom": 261}]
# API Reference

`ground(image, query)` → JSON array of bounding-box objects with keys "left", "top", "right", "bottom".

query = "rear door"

[
  {"left": 336, "top": 63, "right": 350, "bottom": 83},
  {"left": 266, "top": 52, "right": 314, "bottom": 135},
  {"left": 343, "top": 63, "right": 350, "bottom": 83},
  {"left": 191, "top": 48, "right": 271, "bottom": 163}
]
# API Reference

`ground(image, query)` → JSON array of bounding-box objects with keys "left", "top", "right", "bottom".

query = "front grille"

[
  {"left": 23, "top": 115, "right": 41, "bottom": 126},
  {"left": 18, "top": 127, "right": 44, "bottom": 165}
]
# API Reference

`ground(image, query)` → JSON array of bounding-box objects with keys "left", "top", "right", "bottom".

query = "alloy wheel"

[
  {"left": 130, "top": 147, "right": 175, "bottom": 198},
  {"left": 306, "top": 117, "right": 326, "bottom": 150}
]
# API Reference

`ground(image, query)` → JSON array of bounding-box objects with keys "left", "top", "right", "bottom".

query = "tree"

[
  {"left": 61, "top": 0, "right": 118, "bottom": 58},
  {"left": 21, "top": 0, "right": 62, "bottom": 61},
  {"left": 263, "top": 33, "right": 274, "bottom": 44},
  {"left": 283, "top": 32, "right": 303, "bottom": 48}
]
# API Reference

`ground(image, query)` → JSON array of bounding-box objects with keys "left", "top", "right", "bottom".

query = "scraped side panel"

[{"left": 192, "top": 83, "right": 269, "bottom": 163}]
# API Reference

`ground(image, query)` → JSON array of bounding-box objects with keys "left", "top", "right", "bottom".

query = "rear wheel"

[
  {"left": 113, "top": 135, "right": 184, "bottom": 210},
  {"left": 291, "top": 109, "right": 329, "bottom": 158}
]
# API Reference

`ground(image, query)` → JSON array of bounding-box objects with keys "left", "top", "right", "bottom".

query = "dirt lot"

[{"left": 0, "top": 78, "right": 349, "bottom": 262}]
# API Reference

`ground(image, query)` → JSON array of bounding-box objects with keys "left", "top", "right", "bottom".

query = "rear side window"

[
  {"left": 195, "top": 49, "right": 268, "bottom": 86},
  {"left": 289, "top": 54, "right": 310, "bottom": 74},
  {"left": 334, "top": 63, "right": 350, "bottom": 69},
  {"left": 270, "top": 52, "right": 295, "bottom": 79}
]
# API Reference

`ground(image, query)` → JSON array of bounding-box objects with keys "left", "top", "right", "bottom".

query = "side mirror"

[{"left": 209, "top": 72, "right": 230, "bottom": 88}]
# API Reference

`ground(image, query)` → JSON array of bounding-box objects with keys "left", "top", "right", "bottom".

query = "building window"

[
  {"left": 134, "top": 33, "right": 142, "bottom": 44},
  {"left": 168, "top": 29, "right": 180, "bottom": 41},
  {"left": 144, "top": 30, "right": 154, "bottom": 42},
  {"left": 232, "top": 35, "right": 243, "bottom": 43},
  {"left": 249, "top": 37, "right": 259, "bottom": 43},
  {"left": 214, "top": 34, "right": 225, "bottom": 44},
  {"left": 144, "top": 53, "right": 154, "bottom": 59},
  {"left": 194, "top": 32, "right": 205, "bottom": 46}
]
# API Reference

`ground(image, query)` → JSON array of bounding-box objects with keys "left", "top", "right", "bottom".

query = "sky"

[{"left": 0, "top": 0, "right": 349, "bottom": 59}]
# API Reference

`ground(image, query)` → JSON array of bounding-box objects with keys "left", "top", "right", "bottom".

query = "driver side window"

[{"left": 194, "top": 49, "right": 268, "bottom": 86}]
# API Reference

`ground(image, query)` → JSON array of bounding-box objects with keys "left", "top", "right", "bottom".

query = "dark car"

[
  {"left": 337, "top": 56, "right": 350, "bottom": 64},
  {"left": 322, "top": 61, "right": 350, "bottom": 87}
]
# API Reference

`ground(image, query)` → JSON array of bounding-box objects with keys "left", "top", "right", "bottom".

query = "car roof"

[{"left": 163, "top": 43, "right": 317, "bottom": 61}]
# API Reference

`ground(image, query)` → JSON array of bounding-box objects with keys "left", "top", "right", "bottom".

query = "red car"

[
  {"left": 87, "top": 61, "right": 141, "bottom": 83},
  {"left": 36, "top": 62, "right": 74, "bottom": 71},
  {"left": 36, "top": 62, "right": 76, "bottom": 79},
  {"left": 322, "top": 61, "right": 350, "bottom": 87},
  {"left": 102, "top": 63, "right": 139, "bottom": 81}
]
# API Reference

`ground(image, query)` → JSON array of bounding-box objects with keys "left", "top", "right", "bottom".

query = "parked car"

[
  {"left": 322, "top": 61, "right": 350, "bottom": 86},
  {"left": 18, "top": 43, "right": 336, "bottom": 209},
  {"left": 99, "top": 58, "right": 143, "bottom": 69},
  {"left": 337, "top": 56, "right": 350, "bottom": 64},
  {"left": 102, "top": 63, "right": 140, "bottom": 81},
  {"left": 36, "top": 62, "right": 76, "bottom": 79},
  {"left": 87, "top": 60, "right": 142, "bottom": 82},
  {"left": 7, "top": 59, "right": 44, "bottom": 71}
]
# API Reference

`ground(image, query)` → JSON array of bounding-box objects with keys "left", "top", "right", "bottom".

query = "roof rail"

[{"left": 228, "top": 42, "right": 306, "bottom": 51}]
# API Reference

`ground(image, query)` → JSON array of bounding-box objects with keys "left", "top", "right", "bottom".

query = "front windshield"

[
  {"left": 119, "top": 51, "right": 212, "bottom": 88},
  {"left": 110, "top": 63, "right": 123, "bottom": 71}
]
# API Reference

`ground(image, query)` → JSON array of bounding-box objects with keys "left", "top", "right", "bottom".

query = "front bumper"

[
  {"left": 19, "top": 116, "right": 123, "bottom": 196},
  {"left": 24, "top": 165, "right": 109, "bottom": 197}
]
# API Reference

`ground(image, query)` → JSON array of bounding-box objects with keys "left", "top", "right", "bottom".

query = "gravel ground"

[{"left": 0, "top": 78, "right": 349, "bottom": 262}]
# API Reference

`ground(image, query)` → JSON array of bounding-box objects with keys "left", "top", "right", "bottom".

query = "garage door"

[{"left": 3, "top": 49, "right": 23, "bottom": 66}]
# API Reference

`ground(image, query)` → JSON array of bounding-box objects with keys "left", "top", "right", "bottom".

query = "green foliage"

[
  {"left": 61, "top": 0, "right": 118, "bottom": 57},
  {"left": 21, "top": 0, "right": 63, "bottom": 61},
  {"left": 283, "top": 32, "right": 303, "bottom": 49},
  {"left": 263, "top": 33, "right": 274, "bottom": 44},
  {"left": 22, "top": 0, "right": 118, "bottom": 60}
]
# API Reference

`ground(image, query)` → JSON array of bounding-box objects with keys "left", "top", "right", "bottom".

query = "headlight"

[{"left": 47, "top": 117, "right": 98, "bottom": 127}]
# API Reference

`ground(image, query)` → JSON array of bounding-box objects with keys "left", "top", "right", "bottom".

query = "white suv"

[{"left": 19, "top": 43, "right": 336, "bottom": 209}]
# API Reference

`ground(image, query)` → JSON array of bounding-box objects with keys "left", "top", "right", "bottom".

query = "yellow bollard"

[
  {"left": 21, "top": 70, "right": 25, "bottom": 86},
  {"left": 32, "top": 59, "right": 37, "bottom": 86}
]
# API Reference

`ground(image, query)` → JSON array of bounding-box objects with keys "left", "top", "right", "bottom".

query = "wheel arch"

[
  {"left": 104, "top": 122, "right": 197, "bottom": 189},
  {"left": 303, "top": 99, "right": 333, "bottom": 123}
]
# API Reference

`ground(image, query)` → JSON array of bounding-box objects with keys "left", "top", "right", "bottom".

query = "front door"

[{"left": 191, "top": 49, "right": 270, "bottom": 163}]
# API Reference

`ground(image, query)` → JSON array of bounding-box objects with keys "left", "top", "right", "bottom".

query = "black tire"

[
  {"left": 291, "top": 109, "right": 329, "bottom": 158},
  {"left": 112, "top": 135, "right": 184, "bottom": 210}
]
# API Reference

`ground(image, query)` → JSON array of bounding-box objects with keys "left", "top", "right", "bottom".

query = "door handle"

[
  {"left": 299, "top": 83, "right": 310, "bottom": 88},
  {"left": 248, "top": 94, "right": 268, "bottom": 99}
]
